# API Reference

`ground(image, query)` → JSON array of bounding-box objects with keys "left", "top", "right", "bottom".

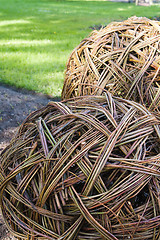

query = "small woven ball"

[
  {"left": 62, "top": 16, "right": 160, "bottom": 114},
  {"left": 0, "top": 93, "right": 160, "bottom": 240}
]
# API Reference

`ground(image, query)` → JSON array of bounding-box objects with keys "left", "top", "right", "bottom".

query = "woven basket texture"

[
  {"left": 62, "top": 16, "right": 160, "bottom": 116},
  {"left": 0, "top": 94, "right": 160, "bottom": 240}
]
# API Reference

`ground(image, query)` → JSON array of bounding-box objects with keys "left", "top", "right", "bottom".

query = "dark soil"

[{"left": 0, "top": 83, "right": 60, "bottom": 239}]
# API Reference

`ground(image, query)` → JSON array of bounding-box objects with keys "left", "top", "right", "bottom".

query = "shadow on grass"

[{"left": 0, "top": 0, "right": 160, "bottom": 97}]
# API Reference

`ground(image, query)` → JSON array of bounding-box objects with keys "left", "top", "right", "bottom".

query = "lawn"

[{"left": 0, "top": 0, "right": 160, "bottom": 97}]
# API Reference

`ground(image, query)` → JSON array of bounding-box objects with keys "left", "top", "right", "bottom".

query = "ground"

[{"left": 0, "top": 84, "right": 60, "bottom": 239}]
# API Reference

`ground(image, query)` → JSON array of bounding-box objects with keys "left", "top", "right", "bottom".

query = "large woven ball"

[
  {"left": 0, "top": 94, "right": 160, "bottom": 240},
  {"left": 62, "top": 16, "right": 160, "bottom": 114}
]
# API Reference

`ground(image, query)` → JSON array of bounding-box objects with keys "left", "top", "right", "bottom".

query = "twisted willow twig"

[{"left": 0, "top": 93, "right": 160, "bottom": 239}]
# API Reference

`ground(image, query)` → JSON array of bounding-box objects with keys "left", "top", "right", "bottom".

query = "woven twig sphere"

[
  {"left": 62, "top": 16, "right": 160, "bottom": 114},
  {"left": 0, "top": 94, "right": 160, "bottom": 239}
]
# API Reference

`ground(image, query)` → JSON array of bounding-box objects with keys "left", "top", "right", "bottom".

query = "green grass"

[{"left": 0, "top": 0, "right": 160, "bottom": 97}]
